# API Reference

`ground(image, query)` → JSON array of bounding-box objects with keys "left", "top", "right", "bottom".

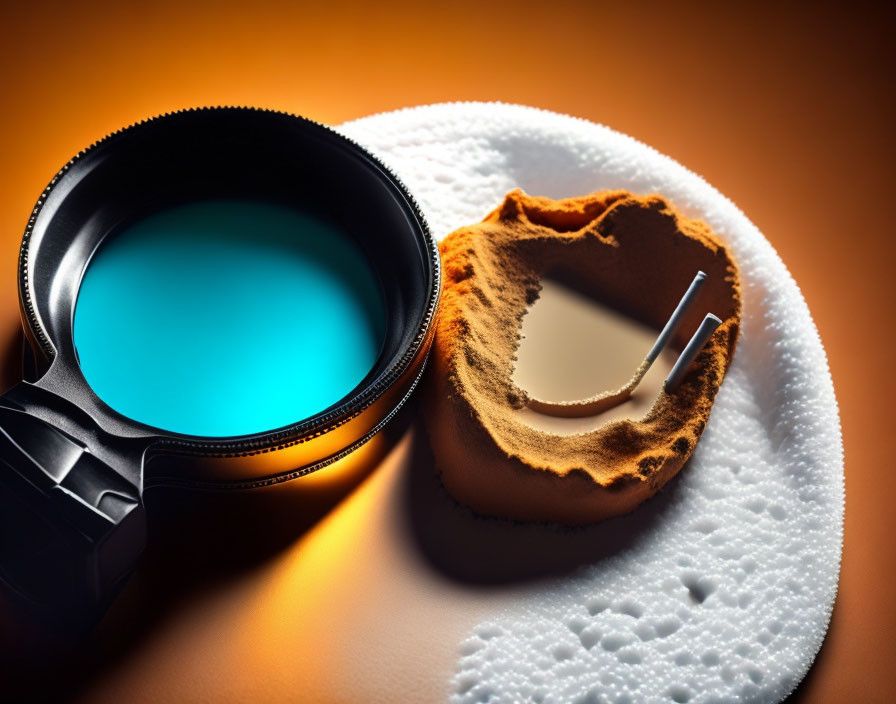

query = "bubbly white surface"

[{"left": 338, "top": 103, "right": 843, "bottom": 704}]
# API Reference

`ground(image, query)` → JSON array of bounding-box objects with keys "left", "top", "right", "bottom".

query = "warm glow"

[{"left": 0, "top": 3, "right": 889, "bottom": 701}]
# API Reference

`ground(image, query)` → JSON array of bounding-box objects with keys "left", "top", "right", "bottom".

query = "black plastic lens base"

[{"left": 0, "top": 107, "right": 440, "bottom": 625}]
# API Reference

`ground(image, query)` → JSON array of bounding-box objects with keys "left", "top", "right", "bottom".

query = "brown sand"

[{"left": 423, "top": 189, "right": 741, "bottom": 524}]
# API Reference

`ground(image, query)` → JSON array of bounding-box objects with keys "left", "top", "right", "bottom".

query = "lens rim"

[{"left": 16, "top": 107, "right": 440, "bottom": 486}]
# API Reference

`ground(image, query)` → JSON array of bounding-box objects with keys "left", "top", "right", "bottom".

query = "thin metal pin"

[
  {"left": 664, "top": 313, "right": 722, "bottom": 392},
  {"left": 646, "top": 270, "right": 707, "bottom": 364}
]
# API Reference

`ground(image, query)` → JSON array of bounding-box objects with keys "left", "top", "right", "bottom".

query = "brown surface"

[
  {"left": 426, "top": 190, "right": 740, "bottom": 523},
  {"left": 0, "top": 1, "right": 893, "bottom": 700}
]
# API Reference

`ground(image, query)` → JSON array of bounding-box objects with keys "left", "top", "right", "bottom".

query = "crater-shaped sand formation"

[{"left": 424, "top": 189, "right": 741, "bottom": 523}]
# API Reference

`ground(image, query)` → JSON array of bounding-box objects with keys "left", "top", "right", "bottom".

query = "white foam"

[{"left": 338, "top": 103, "right": 843, "bottom": 704}]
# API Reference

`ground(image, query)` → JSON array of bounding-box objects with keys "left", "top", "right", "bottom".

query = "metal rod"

[
  {"left": 664, "top": 313, "right": 722, "bottom": 391},
  {"left": 646, "top": 270, "right": 707, "bottom": 363}
]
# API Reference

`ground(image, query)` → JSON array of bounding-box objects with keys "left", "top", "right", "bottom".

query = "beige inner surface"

[{"left": 512, "top": 278, "right": 678, "bottom": 435}]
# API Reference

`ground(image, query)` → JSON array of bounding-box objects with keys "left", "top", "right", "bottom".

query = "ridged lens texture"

[{"left": 74, "top": 199, "right": 385, "bottom": 437}]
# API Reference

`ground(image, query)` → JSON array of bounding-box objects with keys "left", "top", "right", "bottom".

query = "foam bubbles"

[{"left": 339, "top": 103, "right": 843, "bottom": 704}]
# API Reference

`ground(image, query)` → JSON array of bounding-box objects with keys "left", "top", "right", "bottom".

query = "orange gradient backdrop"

[{"left": 0, "top": 1, "right": 893, "bottom": 701}]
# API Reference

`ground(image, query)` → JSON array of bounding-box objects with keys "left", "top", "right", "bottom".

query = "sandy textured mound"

[{"left": 424, "top": 189, "right": 741, "bottom": 523}]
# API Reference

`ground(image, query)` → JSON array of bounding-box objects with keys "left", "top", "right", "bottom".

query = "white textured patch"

[{"left": 338, "top": 103, "right": 843, "bottom": 704}]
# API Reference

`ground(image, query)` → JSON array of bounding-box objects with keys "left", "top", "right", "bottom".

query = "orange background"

[{"left": 0, "top": 1, "right": 893, "bottom": 701}]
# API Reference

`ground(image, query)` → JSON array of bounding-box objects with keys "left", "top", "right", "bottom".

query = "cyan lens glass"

[{"left": 73, "top": 198, "right": 387, "bottom": 437}]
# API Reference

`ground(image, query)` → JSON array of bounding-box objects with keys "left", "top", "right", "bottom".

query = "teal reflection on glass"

[{"left": 73, "top": 199, "right": 385, "bottom": 437}]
